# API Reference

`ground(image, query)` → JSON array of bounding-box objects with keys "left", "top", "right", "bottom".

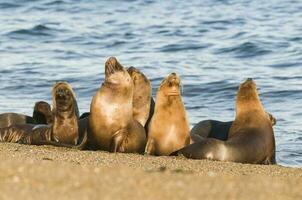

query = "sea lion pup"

[
  {"left": 0, "top": 82, "right": 81, "bottom": 146},
  {"left": 127, "top": 66, "right": 152, "bottom": 127},
  {"left": 172, "top": 78, "right": 276, "bottom": 164},
  {"left": 190, "top": 112, "right": 276, "bottom": 142},
  {"left": 0, "top": 101, "right": 53, "bottom": 128},
  {"left": 145, "top": 73, "right": 190, "bottom": 156},
  {"left": 88, "top": 57, "right": 146, "bottom": 153}
]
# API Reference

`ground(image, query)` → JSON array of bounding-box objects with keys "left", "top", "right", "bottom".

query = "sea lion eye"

[{"left": 56, "top": 89, "right": 62, "bottom": 95}]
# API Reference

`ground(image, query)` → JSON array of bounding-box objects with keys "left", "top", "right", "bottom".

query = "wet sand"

[{"left": 0, "top": 143, "right": 301, "bottom": 200}]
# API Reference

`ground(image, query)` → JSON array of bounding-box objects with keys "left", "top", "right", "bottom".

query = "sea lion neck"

[
  {"left": 101, "top": 81, "right": 133, "bottom": 99},
  {"left": 54, "top": 103, "right": 77, "bottom": 119},
  {"left": 155, "top": 91, "right": 183, "bottom": 111},
  {"left": 235, "top": 81, "right": 265, "bottom": 117}
]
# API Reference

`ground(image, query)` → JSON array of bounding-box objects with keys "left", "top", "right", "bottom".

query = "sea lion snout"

[
  {"left": 238, "top": 78, "right": 257, "bottom": 97},
  {"left": 56, "top": 88, "right": 71, "bottom": 101},
  {"left": 127, "top": 66, "right": 141, "bottom": 83},
  {"left": 158, "top": 73, "right": 181, "bottom": 96},
  {"left": 167, "top": 73, "right": 181, "bottom": 95},
  {"left": 242, "top": 78, "right": 256, "bottom": 86},
  {"left": 105, "top": 57, "right": 124, "bottom": 75},
  {"left": 127, "top": 66, "right": 139, "bottom": 75},
  {"left": 167, "top": 73, "right": 180, "bottom": 85}
]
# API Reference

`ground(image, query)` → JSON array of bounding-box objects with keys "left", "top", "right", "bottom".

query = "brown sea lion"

[
  {"left": 172, "top": 78, "right": 276, "bottom": 164},
  {"left": 0, "top": 101, "right": 53, "bottom": 128},
  {"left": 145, "top": 73, "right": 190, "bottom": 156},
  {"left": 127, "top": 66, "right": 152, "bottom": 127},
  {"left": 88, "top": 57, "right": 146, "bottom": 153},
  {"left": 190, "top": 112, "right": 276, "bottom": 142},
  {"left": 0, "top": 82, "right": 81, "bottom": 146}
]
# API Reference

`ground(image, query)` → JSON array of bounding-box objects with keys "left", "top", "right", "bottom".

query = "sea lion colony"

[{"left": 0, "top": 57, "right": 276, "bottom": 165}]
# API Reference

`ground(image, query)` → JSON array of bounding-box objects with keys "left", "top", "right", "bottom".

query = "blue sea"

[{"left": 0, "top": 0, "right": 301, "bottom": 167}]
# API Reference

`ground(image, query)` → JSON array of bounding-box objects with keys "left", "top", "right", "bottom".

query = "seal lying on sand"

[
  {"left": 190, "top": 112, "right": 276, "bottom": 142},
  {"left": 0, "top": 101, "right": 53, "bottom": 128},
  {"left": 0, "top": 82, "right": 82, "bottom": 146},
  {"left": 88, "top": 57, "right": 146, "bottom": 153},
  {"left": 145, "top": 73, "right": 190, "bottom": 156},
  {"left": 172, "top": 78, "right": 276, "bottom": 164}
]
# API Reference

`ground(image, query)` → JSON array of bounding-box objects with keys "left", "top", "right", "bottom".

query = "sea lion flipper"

[
  {"left": 144, "top": 138, "right": 155, "bottom": 155},
  {"left": 110, "top": 129, "right": 127, "bottom": 153}
]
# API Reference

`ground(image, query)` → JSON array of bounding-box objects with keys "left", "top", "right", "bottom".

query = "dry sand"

[{"left": 0, "top": 143, "right": 301, "bottom": 200}]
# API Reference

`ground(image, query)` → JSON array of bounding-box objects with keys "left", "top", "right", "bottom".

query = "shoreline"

[{"left": 0, "top": 143, "right": 301, "bottom": 200}]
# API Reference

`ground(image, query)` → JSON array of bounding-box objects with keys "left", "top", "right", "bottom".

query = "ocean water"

[{"left": 0, "top": 0, "right": 301, "bottom": 167}]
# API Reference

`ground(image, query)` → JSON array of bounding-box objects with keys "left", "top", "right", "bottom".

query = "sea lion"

[
  {"left": 0, "top": 101, "right": 53, "bottom": 128},
  {"left": 0, "top": 82, "right": 81, "bottom": 146},
  {"left": 172, "top": 78, "right": 276, "bottom": 164},
  {"left": 88, "top": 57, "right": 146, "bottom": 153},
  {"left": 190, "top": 112, "right": 276, "bottom": 142},
  {"left": 145, "top": 73, "right": 190, "bottom": 156},
  {"left": 127, "top": 66, "right": 152, "bottom": 127},
  {"left": 33, "top": 101, "right": 53, "bottom": 124},
  {"left": 79, "top": 66, "right": 153, "bottom": 130}
]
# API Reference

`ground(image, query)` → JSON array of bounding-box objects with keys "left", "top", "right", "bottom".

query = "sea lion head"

[
  {"left": 127, "top": 66, "right": 150, "bottom": 87},
  {"left": 33, "top": 101, "right": 53, "bottom": 124},
  {"left": 52, "top": 81, "right": 79, "bottom": 117},
  {"left": 104, "top": 57, "right": 132, "bottom": 90},
  {"left": 236, "top": 78, "right": 265, "bottom": 115},
  {"left": 158, "top": 72, "right": 181, "bottom": 96}
]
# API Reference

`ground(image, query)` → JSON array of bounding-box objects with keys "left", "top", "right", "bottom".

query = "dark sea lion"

[
  {"left": 33, "top": 101, "right": 53, "bottom": 124},
  {"left": 0, "top": 82, "right": 81, "bottom": 146},
  {"left": 145, "top": 73, "right": 190, "bottom": 156},
  {"left": 172, "top": 78, "right": 276, "bottom": 164},
  {"left": 190, "top": 112, "right": 276, "bottom": 142},
  {"left": 0, "top": 101, "right": 53, "bottom": 128},
  {"left": 127, "top": 66, "right": 152, "bottom": 127},
  {"left": 88, "top": 57, "right": 146, "bottom": 153},
  {"left": 145, "top": 97, "right": 155, "bottom": 133}
]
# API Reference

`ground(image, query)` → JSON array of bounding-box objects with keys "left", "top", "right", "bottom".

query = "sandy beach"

[{"left": 0, "top": 143, "right": 301, "bottom": 200}]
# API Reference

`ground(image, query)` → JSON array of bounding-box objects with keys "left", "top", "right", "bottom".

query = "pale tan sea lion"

[
  {"left": 145, "top": 73, "right": 190, "bottom": 156},
  {"left": 88, "top": 57, "right": 146, "bottom": 153},
  {"left": 173, "top": 78, "right": 276, "bottom": 164}
]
